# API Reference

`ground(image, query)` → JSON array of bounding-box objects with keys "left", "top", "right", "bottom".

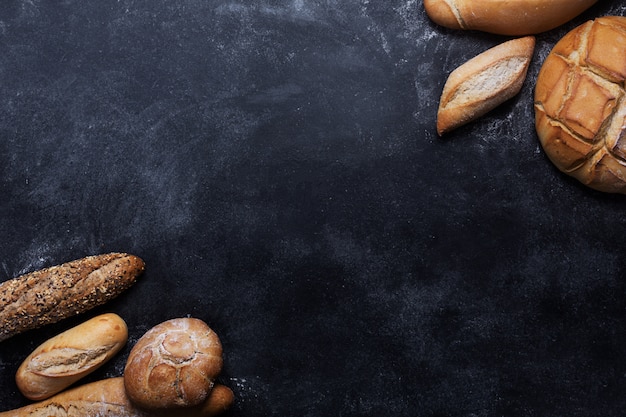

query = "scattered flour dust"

[
  {"left": 395, "top": 0, "right": 436, "bottom": 43},
  {"left": 13, "top": 243, "right": 59, "bottom": 277},
  {"left": 229, "top": 377, "right": 262, "bottom": 404}
]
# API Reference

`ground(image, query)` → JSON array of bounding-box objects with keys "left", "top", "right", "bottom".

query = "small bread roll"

[
  {"left": 436, "top": 36, "right": 535, "bottom": 135},
  {"left": 192, "top": 384, "right": 236, "bottom": 417},
  {"left": 15, "top": 313, "right": 128, "bottom": 401},
  {"left": 124, "top": 317, "right": 223, "bottom": 410},
  {"left": 534, "top": 16, "right": 626, "bottom": 193}
]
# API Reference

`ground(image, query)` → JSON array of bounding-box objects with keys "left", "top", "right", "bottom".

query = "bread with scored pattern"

[
  {"left": 0, "top": 377, "right": 234, "bottom": 417},
  {"left": 15, "top": 313, "right": 128, "bottom": 401},
  {"left": 534, "top": 16, "right": 626, "bottom": 193},
  {"left": 424, "top": 0, "right": 598, "bottom": 35},
  {"left": 436, "top": 36, "right": 535, "bottom": 135}
]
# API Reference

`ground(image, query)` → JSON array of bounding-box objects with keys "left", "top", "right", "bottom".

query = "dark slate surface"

[{"left": 0, "top": 1, "right": 625, "bottom": 415}]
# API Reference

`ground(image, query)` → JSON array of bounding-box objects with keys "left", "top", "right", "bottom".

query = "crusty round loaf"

[
  {"left": 123, "top": 317, "right": 223, "bottom": 410},
  {"left": 534, "top": 16, "right": 626, "bottom": 194}
]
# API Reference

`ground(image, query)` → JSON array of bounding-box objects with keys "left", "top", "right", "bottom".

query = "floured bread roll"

[
  {"left": 123, "top": 317, "right": 223, "bottom": 410},
  {"left": 535, "top": 16, "right": 626, "bottom": 193},
  {"left": 16, "top": 313, "right": 128, "bottom": 401},
  {"left": 436, "top": 36, "right": 535, "bottom": 135}
]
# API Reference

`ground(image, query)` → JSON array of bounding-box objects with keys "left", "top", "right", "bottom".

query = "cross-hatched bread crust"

[{"left": 534, "top": 16, "right": 626, "bottom": 193}]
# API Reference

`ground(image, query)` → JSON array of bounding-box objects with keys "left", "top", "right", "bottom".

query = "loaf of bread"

[
  {"left": 424, "top": 0, "right": 598, "bottom": 35},
  {"left": 534, "top": 16, "right": 626, "bottom": 194},
  {"left": 0, "top": 253, "right": 145, "bottom": 342},
  {"left": 436, "top": 36, "right": 535, "bottom": 136},
  {"left": 0, "top": 377, "right": 234, "bottom": 417},
  {"left": 0, "top": 377, "right": 138, "bottom": 417},
  {"left": 15, "top": 313, "right": 128, "bottom": 401},
  {"left": 190, "top": 384, "right": 236, "bottom": 417},
  {"left": 124, "top": 317, "right": 223, "bottom": 410}
]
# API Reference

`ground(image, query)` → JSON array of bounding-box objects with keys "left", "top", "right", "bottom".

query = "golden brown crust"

[
  {"left": 16, "top": 313, "right": 128, "bottom": 401},
  {"left": 424, "top": 0, "right": 598, "bottom": 35},
  {"left": 0, "top": 378, "right": 144, "bottom": 417},
  {"left": 0, "top": 378, "right": 233, "bottom": 417},
  {"left": 153, "top": 385, "right": 235, "bottom": 417},
  {"left": 124, "top": 318, "right": 223, "bottom": 410},
  {"left": 0, "top": 253, "right": 145, "bottom": 342},
  {"left": 534, "top": 16, "right": 626, "bottom": 193},
  {"left": 197, "top": 385, "right": 235, "bottom": 417},
  {"left": 424, "top": 0, "right": 464, "bottom": 30},
  {"left": 437, "top": 36, "right": 535, "bottom": 135}
]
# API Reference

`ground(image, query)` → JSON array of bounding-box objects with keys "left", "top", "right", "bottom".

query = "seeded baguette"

[
  {"left": 16, "top": 313, "right": 128, "bottom": 401},
  {"left": 0, "top": 377, "right": 234, "bottom": 417},
  {"left": 0, "top": 253, "right": 145, "bottom": 342}
]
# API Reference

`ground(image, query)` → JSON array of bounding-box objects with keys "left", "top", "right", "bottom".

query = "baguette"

[
  {"left": 424, "top": 0, "right": 598, "bottom": 36},
  {"left": 16, "top": 313, "right": 128, "bottom": 401},
  {"left": 0, "top": 377, "right": 234, "bottom": 417},
  {"left": 0, "top": 253, "right": 145, "bottom": 342},
  {"left": 436, "top": 36, "right": 535, "bottom": 136}
]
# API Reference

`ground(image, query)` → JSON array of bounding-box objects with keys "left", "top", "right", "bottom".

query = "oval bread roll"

[
  {"left": 534, "top": 16, "right": 626, "bottom": 194},
  {"left": 15, "top": 313, "right": 128, "bottom": 401},
  {"left": 424, "top": 0, "right": 598, "bottom": 36},
  {"left": 436, "top": 36, "right": 535, "bottom": 136},
  {"left": 124, "top": 317, "right": 223, "bottom": 410}
]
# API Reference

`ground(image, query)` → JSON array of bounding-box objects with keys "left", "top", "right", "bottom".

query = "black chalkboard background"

[{"left": 1, "top": 1, "right": 625, "bottom": 415}]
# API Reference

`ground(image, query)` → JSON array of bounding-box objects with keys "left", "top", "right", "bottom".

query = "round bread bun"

[
  {"left": 534, "top": 16, "right": 626, "bottom": 194},
  {"left": 123, "top": 317, "right": 223, "bottom": 410}
]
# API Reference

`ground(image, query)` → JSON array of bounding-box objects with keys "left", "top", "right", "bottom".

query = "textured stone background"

[{"left": 0, "top": 1, "right": 624, "bottom": 415}]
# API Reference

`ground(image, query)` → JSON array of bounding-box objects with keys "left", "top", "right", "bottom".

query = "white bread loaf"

[
  {"left": 534, "top": 16, "right": 626, "bottom": 194},
  {"left": 436, "top": 36, "right": 535, "bottom": 136},
  {"left": 124, "top": 317, "right": 224, "bottom": 410},
  {"left": 424, "top": 0, "right": 598, "bottom": 36},
  {"left": 15, "top": 313, "right": 128, "bottom": 401},
  {"left": 0, "top": 377, "right": 234, "bottom": 417}
]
